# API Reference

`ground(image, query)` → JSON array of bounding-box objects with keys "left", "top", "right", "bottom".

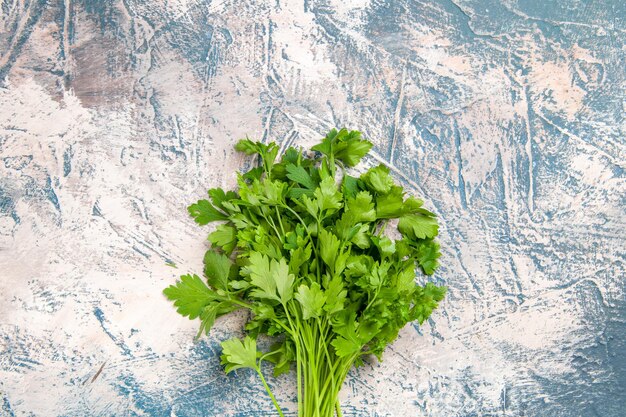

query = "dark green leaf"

[
  {"left": 203, "top": 250, "right": 233, "bottom": 291},
  {"left": 415, "top": 239, "right": 441, "bottom": 275},
  {"left": 286, "top": 164, "right": 317, "bottom": 190},
  {"left": 208, "top": 188, "right": 238, "bottom": 210},
  {"left": 342, "top": 175, "right": 359, "bottom": 199}
]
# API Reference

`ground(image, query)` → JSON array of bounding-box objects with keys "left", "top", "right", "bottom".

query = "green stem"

[
  {"left": 377, "top": 219, "right": 389, "bottom": 237},
  {"left": 281, "top": 204, "right": 307, "bottom": 228},
  {"left": 315, "top": 219, "right": 323, "bottom": 283},
  {"left": 227, "top": 298, "right": 253, "bottom": 309},
  {"left": 296, "top": 344, "right": 303, "bottom": 417},
  {"left": 255, "top": 366, "right": 285, "bottom": 417},
  {"left": 337, "top": 160, "right": 346, "bottom": 179},
  {"left": 317, "top": 320, "right": 336, "bottom": 403},
  {"left": 335, "top": 400, "right": 343, "bottom": 417},
  {"left": 282, "top": 303, "right": 304, "bottom": 417},
  {"left": 275, "top": 207, "right": 286, "bottom": 236},
  {"left": 262, "top": 213, "right": 282, "bottom": 239},
  {"left": 226, "top": 298, "right": 296, "bottom": 337},
  {"left": 308, "top": 324, "right": 321, "bottom": 417}
]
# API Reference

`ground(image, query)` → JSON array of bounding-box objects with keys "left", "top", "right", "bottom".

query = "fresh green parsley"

[{"left": 164, "top": 128, "right": 446, "bottom": 416}]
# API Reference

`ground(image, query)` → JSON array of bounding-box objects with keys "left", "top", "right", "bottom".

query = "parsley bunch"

[{"left": 164, "top": 129, "right": 446, "bottom": 417}]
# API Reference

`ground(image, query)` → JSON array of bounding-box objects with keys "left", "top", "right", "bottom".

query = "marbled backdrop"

[{"left": 0, "top": 0, "right": 624, "bottom": 416}]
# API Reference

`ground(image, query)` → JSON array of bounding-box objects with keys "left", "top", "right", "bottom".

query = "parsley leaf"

[
  {"left": 315, "top": 177, "right": 343, "bottom": 214},
  {"left": 319, "top": 229, "right": 341, "bottom": 271},
  {"left": 346, "top": 191, "right": 376, "bottom": 222},
  {"left": 332, "top": 130, "right": 373, "bottom": 167},
  {"left": 398, "top": 214, "right": 439, "bottom": 239},
  {"left": 411, "top": 283, "right": 447, "bottom": 324},
  {"left": 361, "top": 164, "right": 394, "bottom": 194},
  {"left": 163, "top": 274, "right": 216, "bottom": 319},
  {"left": 286, "top": 164, "right": 317, "bottom": 190},
  {"left": 208, "top": 188, "right": 238, "bottom": 210},
  {"left": 295, "top": 282, "right": 327, "bottom": 320},
  {"left": 188, "top": 200, "right": 228, "bottom": 225},
  {"left": 208, "top": 224, "right": 237, "bottom": 254},
  {"left": 414, "top": 239, "right": 441, "bottom": 275},
  {"left": 244, "top": 252, "right": 294, "bottom": 304},
  {"left": 312, "top": 128, "right": 373, "bottom": 167},
  {"left": 203, "top": 250, "right": 232, "bottom": 291},
  {"left": 220, "top": 336, "right": 259, "bottom": 373}
]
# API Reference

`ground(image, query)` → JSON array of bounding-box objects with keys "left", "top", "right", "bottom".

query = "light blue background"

[{"left": 0, "top": 0, "right": 624, "bottom": 416}]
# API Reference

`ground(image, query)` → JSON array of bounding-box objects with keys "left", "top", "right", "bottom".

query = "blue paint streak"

[
  {"left": 453, "top": 123, "right": 468, "bottom": 210},
  {"left": 92, "top": 201, "right": 102, "bottom": 216},
  {"left": 0, "top": 187, "right": 19, "bottom": 224},
  {"left": 0, "top": 188, "right": 14, "bottom": 215},
  {"left": 0, "top": 1, "right": 45, "bottom": 83},
  {"left": 44, "top": 176, "right": 61, "bottom": 213},
  {"left": 63, "top": 146, "right": 73, "bottom": 177},
  {"left": 114, "top": 372, "right": 171, "bottom": 417},
  {"left": 1, "top": 395, "right": 16, "bottom": 417},
  {"left": 132, "top": 245, "right": 151, "bottom": 259},
  {"left": 76, "top": 0, "right": 116, "bottom": 33},
  {"left": 93, "top": 307, "right": 132, "bottom": 357}
]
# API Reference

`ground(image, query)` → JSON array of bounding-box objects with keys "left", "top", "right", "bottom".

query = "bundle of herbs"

[{"left": 164, "top": 129, "right": 446, "bottom": 416}]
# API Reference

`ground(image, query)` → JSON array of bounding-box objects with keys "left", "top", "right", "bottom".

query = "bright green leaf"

[
  {"left": 398, "top": 214, "right": 439, "bottom": 239},
  {"left": 335, "top": 142, "right": 372, "bottom": 168},
  {"left": 163, "top": 274, "right": 216, "bottom": 319},
  {"left": 295, "top": 282, "right": 327, "bottom": 320},
  {"left": 411, "top": 283, "right": 447, "bottom": 324},
  {"left": 220, "top": 336, "right": 259, "bottom": 373},
  {"left": 208, "top": 224, "right": 237, "bottom": 254},
  {"left": 319, "top": 229, "right": 340, "bottom": 270},
  {"left": 324, "top": 276, "right": 347, "bottom": 314},
  {"left": 274, "top": 257, "right": 295, "bottom": 304},
  {"left": 196, "top": 303, "right": 219, "bottom": 339},
  {"left": 331, "top": 336, "right": 361, "bottom": 358},
  {"left": 415, "top": 239, "right": 441, "bottom": 275},
  {"left": 208, "top": 188, "right": 238, "bottom": 210},
  {"left": 234, "top": 139, "right": 259, "bottom": 155},
  {"left": 361, "top": 164, "right": 394, "bottom": 194},
  {"left": 347, "top": 191, "right": 376, "bottom": 222},
  {"left": 315, "top": 177, "right": 343, "bottom": 213},
  {"left": 245, "top": 252, "right": 277, "bottom": 301},
  {"left": 375, "top": 186, "right": 405, "bottom": 219}
]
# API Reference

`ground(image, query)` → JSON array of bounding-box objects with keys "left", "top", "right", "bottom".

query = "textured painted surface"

[{"left": 0, "top": 0, "right": 625, "bottom": 416}]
